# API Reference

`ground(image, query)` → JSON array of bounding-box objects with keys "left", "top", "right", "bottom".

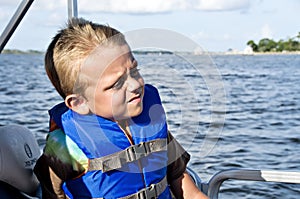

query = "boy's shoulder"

[
  {"left": 45, "top": 128, "right": 88, "bottom": 172},
  {"left": 144, "top": 84, "right": 161, "bottom": 102},
  {"left": 48, "top": 102, "right": 69, "bottom": 130},
  {"left": 145, "top": 84, "right": 158, "bottom": 93},
  {"left": 44, "top": 128, "right": 70, "bottom": 158}
]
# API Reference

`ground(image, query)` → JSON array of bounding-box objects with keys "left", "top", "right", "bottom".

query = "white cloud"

[
  {"left": 195, "top": 0, "right": 251, "bottom": 11},
  {"left": 0, "top": 0, "right": 20, "bottom": 21},
  {"left": 192, "top": 31, "right": 234, "bottom": 42},
  {"left": 261, "top": 24, "right": 273, "bottom": 39},
  {"left": 0, "top": 0, "right": 66, "bottom": 12},
  {"left": 78, "top": 0, "right": 253, "bottom": 14},
  {"left": 0, "top": 0, "right": 19, "bottom": 6},
  {"left": 0, "top": 0, "right": 65, "bottom": 27},
  {"left": 0, "top": 0, "right": 255, "bottom": 23},
  {"left": 0, "top": 9, "right": 11, "bottom": 21},
  {"left": 32, "top": 0, "right": 66, "bottom": 11},
  {"left": 78, "top": 0, "right": 186, "bottom": 14}
]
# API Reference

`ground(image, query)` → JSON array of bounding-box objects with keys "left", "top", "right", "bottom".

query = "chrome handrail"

[
  {"left": 68, "top": 0, "right": 78, "bottom": 20},
  {"left": 201, "top": 169, "right": 300, "bottom": 199},
  {"left": 0, "top": 0, "right": 34, "bottom": 53},
  {"left": 0, "top": 0, "right": 78, "bottom": 54}
]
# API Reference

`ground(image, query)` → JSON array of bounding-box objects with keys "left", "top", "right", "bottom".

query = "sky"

[{"left": 0, "top": 0, "right": 299, "bottom": 52}]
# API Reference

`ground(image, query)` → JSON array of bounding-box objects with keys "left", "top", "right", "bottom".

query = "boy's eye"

[
  {"left": 130, "top": 68, "right": 140, "bottom": 78},
  {"left": 110, "top": 68, "right": 140, "bottom": 90},
  {"left": 112, "top": 75, "right": 126, "bottom": 90}
]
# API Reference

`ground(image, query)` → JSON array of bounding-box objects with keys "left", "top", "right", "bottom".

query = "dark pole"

[
  {"left": 0, "top": 0, "right": 34, "bottom": 53},
  {"left": 68, "top": 0, "right": 78, "bottom": 20}
]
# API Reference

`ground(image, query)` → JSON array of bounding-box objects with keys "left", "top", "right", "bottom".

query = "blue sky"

[{"left": 0, "top": 0, "right": 299, "bottom": 52}]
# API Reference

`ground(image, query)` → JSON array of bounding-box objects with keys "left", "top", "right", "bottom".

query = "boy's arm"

[
  {"left": 167, "top": 132, "right": 190, "bottom": 181},
  {"left": 34, "top": 129, "right": 87, "bottom": 199},
  {"left": 167, "top": 132, "right": 209, "bottom": 198},
  {"left": 170, "top": 171, "right": 209, "bottom": 199},
  {"left": 34, "top": 154, "right": 67, "bottom": 199}
]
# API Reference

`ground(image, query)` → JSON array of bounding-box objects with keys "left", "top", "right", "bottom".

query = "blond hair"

[{"left": 45, "top": 18, "right": 127, "bottom": 99}]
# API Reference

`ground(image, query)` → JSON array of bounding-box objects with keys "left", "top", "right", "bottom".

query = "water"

[{"left": 0, "top": 53, "right": 300, "bottom": 198}]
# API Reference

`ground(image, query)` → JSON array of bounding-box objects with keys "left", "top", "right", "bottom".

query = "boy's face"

[{"left": 80, "top": 44, "right": 144, "bottom": 121}]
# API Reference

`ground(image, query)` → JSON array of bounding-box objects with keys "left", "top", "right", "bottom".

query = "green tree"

[
  {"left": 277, "top": 39, "right": 285, "bottom": 52},
  {"left": 246, "top": 32, "right": 300, "bottom": 52},
  {"left": 246, "top": 40, "right": 258, "bottom": 52},
  {"left": 257, "top": 38, "right": 277, "bottom": 52}
]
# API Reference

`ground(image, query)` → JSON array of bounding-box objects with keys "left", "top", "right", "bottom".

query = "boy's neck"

[{"left": 117, "top": 120, "right": 134, "bottom": 144}]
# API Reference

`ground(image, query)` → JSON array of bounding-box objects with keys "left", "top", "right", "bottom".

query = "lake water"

[{"left": 0, "top": 53, "right": 299, "bottom": 198}]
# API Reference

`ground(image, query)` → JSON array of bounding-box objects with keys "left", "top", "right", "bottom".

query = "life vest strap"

[
  {"left": 88, "top": 138, "right": 167, "bottom": 172},
  {"left": 91, "top": 176, "right": 168, "bottom": 199},
  {"left": 121, "top": 176, "right": 167, "bottom": 199}
]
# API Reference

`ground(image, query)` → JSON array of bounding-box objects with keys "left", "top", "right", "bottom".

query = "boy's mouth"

[
  {"left": 128, "top": 85, "right": 144, "bottom": 104},
  {"left": 128, "top": 94, "right": 142, "bottom": 103}
]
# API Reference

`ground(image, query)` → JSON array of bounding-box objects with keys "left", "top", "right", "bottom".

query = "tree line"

[
  {"left": 1, "top": 49, "right": 43, "bottom": 54},
  {"left": 247, "top": 32, "right": 300, "bottom": 52}
]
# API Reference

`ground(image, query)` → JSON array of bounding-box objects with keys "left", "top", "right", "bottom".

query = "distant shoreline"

[
  {"left": 223, "top": 51, "right": 300, "bottom": 56},
  {"left": 196, "top": 51, "right": 300, "bottom": 56},
  {"left": 1, "top": 49, "right": 44, "bottom": 54},
  {"left": 1, "top": 49, "right": 300, "bottom": 56}
]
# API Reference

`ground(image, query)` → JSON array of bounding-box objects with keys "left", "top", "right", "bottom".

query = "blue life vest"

[{"left": 61, "top": 84, "right": 172, "bottom": 198}]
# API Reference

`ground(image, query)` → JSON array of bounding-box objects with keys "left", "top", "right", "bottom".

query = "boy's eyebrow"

[
  {"left": 107, "top": 68, "right": 125, "bottom": 84},
  {"left": 101, "top": 55, "right": 137, "bottom": 88},
  {"left": 131, "top": 59, "right": 138, "bottom": 68},
  {"left": 100, "top": 65, "right": 126, "bottom": 89}
]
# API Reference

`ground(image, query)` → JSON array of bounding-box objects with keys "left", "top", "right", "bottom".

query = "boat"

[
  {"left": 1, "top": 1, "right": 300, "bottom": 198},
  {"left": 0, "top": 125, "right": 41, "bottom": 199}
]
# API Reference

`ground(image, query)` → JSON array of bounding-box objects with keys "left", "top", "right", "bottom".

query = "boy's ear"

[{"left": 65, "top": 94, "right": 90, "bottom": 115}]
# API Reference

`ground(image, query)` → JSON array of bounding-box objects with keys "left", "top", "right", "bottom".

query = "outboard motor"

[{"left": 0, "top": 125, "right": 41, "bottom": 198}]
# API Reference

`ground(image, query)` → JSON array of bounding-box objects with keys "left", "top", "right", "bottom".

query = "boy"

[{"left": 34, "top": 18, "right": 208, "bottom": 199}]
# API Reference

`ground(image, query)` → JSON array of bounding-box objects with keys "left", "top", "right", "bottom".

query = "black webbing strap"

[
  {"left": 91, "top": 176, "right": 168, "bottom": 199},
  {"left": 120, "top": 176, "right": 168, "bottom": 199},
  {"left": 88, "top": 139, "right": 167, "bottom": 172}
]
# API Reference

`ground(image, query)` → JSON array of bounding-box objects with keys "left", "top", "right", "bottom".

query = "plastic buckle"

[
  {"left": 135, "top": 142, "right": 147, "bottom": 159},
  {"left": 140, "top": 184, "right": 157, "bottom": 199},
  {"left": 127, "top": 142, "right": 147, "bottom": 161}
]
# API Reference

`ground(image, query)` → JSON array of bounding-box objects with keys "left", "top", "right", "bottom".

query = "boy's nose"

[{"left": 127, "top": 77, "right": 143, "bottom": 93}]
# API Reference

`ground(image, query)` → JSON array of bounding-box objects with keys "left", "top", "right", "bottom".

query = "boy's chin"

[
  {"left": 115, "top": 107, "right": 143, "bottom": 121},
  {"left": 129, "top": 108, "right": 143, "bottom": 118}
]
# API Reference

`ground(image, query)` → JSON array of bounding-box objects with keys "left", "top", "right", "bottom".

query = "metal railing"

[
  {"left": 0, "top": 0, "right": 78, "bottom": 53},
  {"left": 0, "top": 0, "right": 34, "bottom": 53},
  {"left": 197, "top": 169, "right": 300, "bottom": 199},
  {"left": 68, "top": 0, "right": 78, "bottom": 19}
]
